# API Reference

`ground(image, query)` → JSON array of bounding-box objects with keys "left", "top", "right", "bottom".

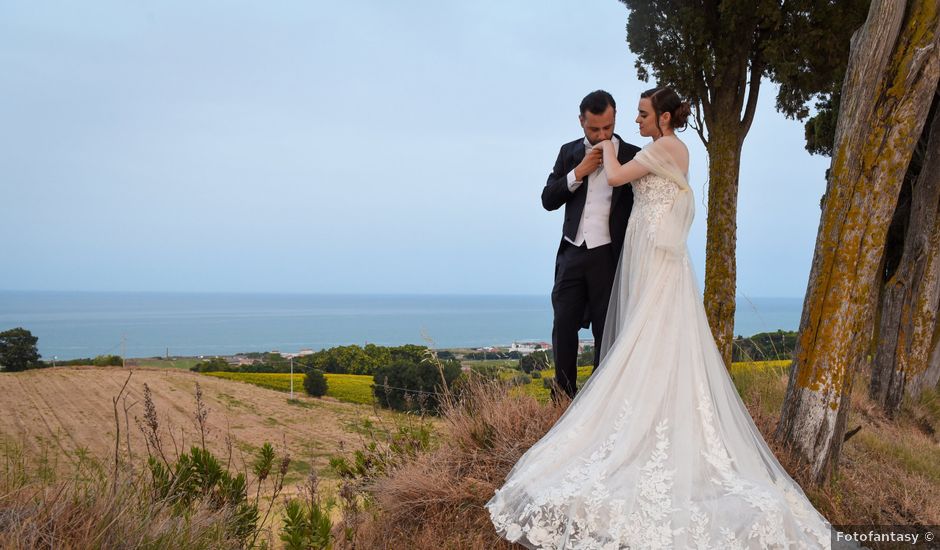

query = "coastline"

[{"left": 0, "top": 291, "right": 803, "bottom": 361}]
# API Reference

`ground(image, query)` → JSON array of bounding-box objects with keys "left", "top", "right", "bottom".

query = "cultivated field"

[
  {"left": 205, "top": 371, "right": 375, "bottom": 404},
  {"left": 0, "top": 366, "right": 400, "bottom": 488}
]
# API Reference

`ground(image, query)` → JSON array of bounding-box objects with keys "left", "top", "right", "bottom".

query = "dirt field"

[{"left": 0, "top": 366, "right": 395, "bottom": 487}]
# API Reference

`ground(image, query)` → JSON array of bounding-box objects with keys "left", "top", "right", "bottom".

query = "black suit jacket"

[{"left": 541, "top": 133, "right": 640, "bottom": 260}]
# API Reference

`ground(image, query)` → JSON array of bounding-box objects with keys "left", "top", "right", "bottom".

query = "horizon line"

[{"left": 0, "top": 288, "right": 806, "bottom": 300}]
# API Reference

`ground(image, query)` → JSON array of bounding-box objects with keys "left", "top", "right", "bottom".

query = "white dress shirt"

[{"left": 564, "top": 136, "right": 618, "bottom": 249}]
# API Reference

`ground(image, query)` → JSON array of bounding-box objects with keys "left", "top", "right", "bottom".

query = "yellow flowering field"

[{"left": 204, "top": 372, "right": 374, "bottom": 405}]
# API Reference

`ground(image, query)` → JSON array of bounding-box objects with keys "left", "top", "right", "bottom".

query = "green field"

[
  {"left": 203, "top": 360, "right": 791, "bottom": 406},
  {"left": 204, "top": 372, "right": 374, "bottom": 405},
  {"left": 128, "top": 357, "right": 202, "bottom": 370}
]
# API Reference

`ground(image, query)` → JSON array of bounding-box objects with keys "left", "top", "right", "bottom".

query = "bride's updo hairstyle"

[{"left": 641, "top": 87, "right": 691, "bottom": 134}]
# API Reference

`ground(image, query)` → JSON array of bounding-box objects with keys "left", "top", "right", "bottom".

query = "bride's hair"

[{"left": 641, "top": 87, "right": 691, "bottom": 134}]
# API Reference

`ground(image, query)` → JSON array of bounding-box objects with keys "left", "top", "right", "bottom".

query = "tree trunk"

[
  {"left": 703, "top": 121, "right": 744, "bottom": 367},
  {"left": 870, "top": 91, "right": 940, "bottom": 415},
  {"left": 776, "top": 0, "right": 940, "bottom": 484},
  {"left": 698, "top": 45, "right": 763, "bottom": 368},
  {"left": 911, "top": 319, "right": 940, "bottom": 396}
]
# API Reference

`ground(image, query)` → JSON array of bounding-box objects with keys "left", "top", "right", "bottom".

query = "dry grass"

[
  {"left": 727, "top": 364, "right": 940, "bottom": 527},
  {"left": 3, "top": 362, "right": 936, "bottom": 548},
  {"left": 0, "top": 372, "right": 302, "bottom": 549},
  {"left": 340, "top": 364, "right": 940, "bottom": 549},
  {"left": 0, "top": 468, "right": 243, "bottom": 549},
  {"left": 346, "top": 378, "right": 567, "bottom": 549}
]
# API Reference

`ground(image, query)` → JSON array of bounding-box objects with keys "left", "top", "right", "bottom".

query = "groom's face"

[{"left": 579, "top": 105, "right": 616, "bottom": 145}]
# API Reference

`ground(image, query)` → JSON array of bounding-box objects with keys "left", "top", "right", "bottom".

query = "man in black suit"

[{"left": 541, "top": 90, "right": 640, "bottom": 399}]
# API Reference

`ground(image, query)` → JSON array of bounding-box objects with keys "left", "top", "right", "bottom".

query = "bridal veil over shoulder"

[{"left": 486, "top": 138, "right": 839, "bottom": 549}]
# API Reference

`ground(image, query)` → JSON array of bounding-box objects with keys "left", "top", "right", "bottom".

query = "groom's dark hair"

[{"left": 580, "top": 90, "right": 616, "bottom": 116}]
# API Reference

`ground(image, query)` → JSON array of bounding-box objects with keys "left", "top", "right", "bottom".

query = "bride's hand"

[{"left": 595, "top": 140, "right": 614, "bottom": 153}]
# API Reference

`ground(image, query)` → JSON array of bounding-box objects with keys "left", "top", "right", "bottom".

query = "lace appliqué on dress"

[
  {"left": 696, "top": 382, "right": 830, "bottom": 549},
  {"left": 632, "top": 174, "right": 679, "bottom": 238},
  {"left": 490, "top": 401, "right": 642, "bottom": 549}
]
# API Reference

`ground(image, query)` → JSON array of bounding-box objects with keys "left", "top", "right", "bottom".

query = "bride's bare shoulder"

[{"left": 654, "top": 135, "right": 689, "bottom": 172}]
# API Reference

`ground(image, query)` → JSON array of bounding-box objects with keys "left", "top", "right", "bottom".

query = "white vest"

[{"left": 572, "top": 136, "right": 617, "bottom": 248}]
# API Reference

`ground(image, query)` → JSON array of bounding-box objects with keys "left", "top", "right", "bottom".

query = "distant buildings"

[
  {"left": 509, "top": 341, "right": 553, "bottom": 355},
  {"left": 280, "top": 349, "right": 314, "bottom": 359}
]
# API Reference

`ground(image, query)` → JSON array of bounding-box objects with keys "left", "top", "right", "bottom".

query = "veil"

[{"left": 599, "top": 140, "right": 695, "bottom": 363}]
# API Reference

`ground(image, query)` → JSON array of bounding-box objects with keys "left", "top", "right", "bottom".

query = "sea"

[{"left": 0, "top": 291, "right": 803, "bottom": 360}]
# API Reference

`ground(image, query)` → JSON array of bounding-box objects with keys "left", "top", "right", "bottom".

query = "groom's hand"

[{"left": 574, "top": 147, "right": 603, "bottom": 181}]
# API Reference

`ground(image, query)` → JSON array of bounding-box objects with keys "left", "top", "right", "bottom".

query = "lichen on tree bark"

[{"left": 776, "top": 0, "right": 940, "bottom": 484}]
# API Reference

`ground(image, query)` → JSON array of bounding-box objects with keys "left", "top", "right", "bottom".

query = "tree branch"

[
  {"left": 740, "top": 57, "right": 764, "bottom": 140},
  {"left": 692, "top": 100, "right": 708, "bottom": 145},
  {"left": 696, "top": 68, "right": 713, "bottom": 114}
]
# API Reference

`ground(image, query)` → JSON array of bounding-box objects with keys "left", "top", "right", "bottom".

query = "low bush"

[
  {"left": 372, "top": 359, "right": 461, "bottom": 413},
  {"left": 303, "top": 368, "right": 328, "bottom": 397}
]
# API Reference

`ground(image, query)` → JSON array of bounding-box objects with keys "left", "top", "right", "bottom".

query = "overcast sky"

[{"left": 0, "top": 1, "right": 830, "bottom": 298}]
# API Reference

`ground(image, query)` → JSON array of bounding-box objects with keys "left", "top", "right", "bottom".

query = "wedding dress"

[{"left": 486, "top": 137, "right": 841, "bottom": 549}]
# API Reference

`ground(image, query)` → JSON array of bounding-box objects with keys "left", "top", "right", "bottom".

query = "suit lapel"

[
  {"left": 611, "top": 134, "right": 632, "bottom": 207},
  {"left": 572, "top": 139, "right": 589, "bottom": 193},
  {"left": 573, "top": 140, "right": 586, "bottom": 176}
]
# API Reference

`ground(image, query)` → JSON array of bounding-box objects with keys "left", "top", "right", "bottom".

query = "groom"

[{"left": 541, "top": 90, "right": 640, "bottom": 399}]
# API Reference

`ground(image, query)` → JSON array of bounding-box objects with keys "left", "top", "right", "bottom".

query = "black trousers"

[{"left": 551, "top": 241, "right": 616, "bottom": 399}]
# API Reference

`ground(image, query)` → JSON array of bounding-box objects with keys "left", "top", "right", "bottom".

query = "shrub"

[
  {"left": 189, "top": 357, "right": 231, "bottom": 372},
  {"left": 577, "top": 346, "right": 595, "bottom": 367},
  {"left": 281, "top": 495, "right": 332, "bottom": 550},
  {"left": 519, "top": 350, "right": 552, "bottom": 373},
  {"left": 303, "top": 368, "right": 328, "bottom": 397},
  {"left": 93, "top": 354, "right": 124, "bottom": 367},
  {"left": 732, "top": 330, "right": 797, "bottom": 362},
  {"left": 510, "top": 373, "right": 532, "bottom": 387},
  {"left": 372, "top": 359, "right": 461, "bottom": 413},
  {"left": 467, "top": 363, "right": 502, "bottom": 381}
]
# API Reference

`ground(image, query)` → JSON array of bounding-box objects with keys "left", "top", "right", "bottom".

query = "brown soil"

[{"left": 0, "top": 366, "right": 389, "bottom": 488}]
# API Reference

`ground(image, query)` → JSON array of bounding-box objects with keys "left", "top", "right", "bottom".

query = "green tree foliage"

[
  {"left": 464, "top": 350, "right": 523, "bottom": 360},
  {"left": 518, "top": 355, "right": 538, "bottom": 374},
  {"left": 0, "top": 327, "right": 41, "bottom": 372},
  {"left": 468, "top": 363, "right": 502, "bottom": 380},
  {"left": 298, "top": 344, "right": 430, "bottom": 375},
  {"left": 239, "top": 361, "right": 279, "bottom": 373},
  {"left": 390, "top": 344, "right": 428, "bottom": 365},
  {"left": 519, "top": 350, "right": 553, "bottom": 373},
  {"left": 92, "top": 354, "right": 124, "bottom": 367},
  {"left": 731, "top": 330, "right": 797, "bottom": 362},
  {"left": 189, "top": 357, "right": 233, "bottom": 373},
  {"left": 372, "top": 359, "right": 461, "bottom": 413},
  {"left": 303, "top": 368, "right": 328, "bottom": 397},
  {"left": 620, "top": 0, "right": 869, "bottom": 365}
]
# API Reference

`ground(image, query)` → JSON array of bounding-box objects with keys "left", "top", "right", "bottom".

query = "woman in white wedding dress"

[{"left": 486, "top": 88, "right": 842, "bottom": 549}]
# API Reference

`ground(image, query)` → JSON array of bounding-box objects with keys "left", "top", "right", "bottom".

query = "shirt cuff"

[{"left": 567, "top": 169, "right": 582, "bottom": 192}]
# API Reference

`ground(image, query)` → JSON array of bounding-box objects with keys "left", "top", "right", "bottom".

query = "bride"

[{"left": 486, "top": 87, "right": 841, "bottom": 549}]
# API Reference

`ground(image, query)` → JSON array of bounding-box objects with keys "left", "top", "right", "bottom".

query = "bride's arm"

[{"left": 600, "top": 141, "right": 649, "bottom": 187}]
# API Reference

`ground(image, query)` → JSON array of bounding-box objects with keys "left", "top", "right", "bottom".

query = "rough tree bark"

[
  {"left": 907, "top": 302, "right": 940, "bottom": 400},
  {"left": 914, "top": 322, "right": 940, "bottom": 394},
  {"left": 698, "top": 45, "right": 764, "bottom": 369},
  {"left": 775, "top": 0, "right": 940, "bottom": 484},
  {"left": 870, "top": 91, "right": 940, "bottom": 415}
]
